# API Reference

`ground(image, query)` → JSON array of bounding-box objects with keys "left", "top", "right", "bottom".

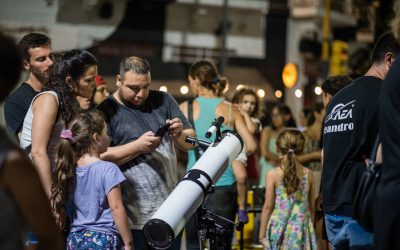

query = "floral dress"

[{"left": 265, "top": 173, "right": 317, "bottom": 249}]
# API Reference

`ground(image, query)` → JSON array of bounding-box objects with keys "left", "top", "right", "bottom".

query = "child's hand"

[{"left": 235, "top": 104, "right": 246, "bottom": 116}]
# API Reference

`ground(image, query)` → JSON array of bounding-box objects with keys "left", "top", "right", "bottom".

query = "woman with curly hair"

[
  {"left": 20, "top": 50, "right": 97, "bottom": 238},
  {"left": 259, "top": 129, "right": 316, "bottom": 249},
  {"left": 0, "top": 32, "right": 63, "bottom": 250}
]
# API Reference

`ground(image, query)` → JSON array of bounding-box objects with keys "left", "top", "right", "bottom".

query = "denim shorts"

[
  {"left": 67, "top": 230, "right": 123, "bottom": 250},
  {"left": 25, "top": 230, "right": 39, "bottom": 245},
  {"left": 324, "top": 214, "right": 373, "bottom": 250}
]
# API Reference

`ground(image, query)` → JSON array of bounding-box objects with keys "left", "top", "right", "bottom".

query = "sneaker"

[{"left": 238, "top": 209, "right": 249, "bottom": 224}]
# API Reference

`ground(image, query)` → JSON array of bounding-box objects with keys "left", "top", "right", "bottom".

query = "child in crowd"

[
  {"left": 231, "top": 86, "right": 263, "bottom": 222},
  {"left": 259, "top": 129, "right": 316, "bottom": 249},
  {"left": 50, "top": 110, "right": 133, "bottom": 249},
  {"left": 232, "top": 86, "right": 263, "bottom": 136},
  {"left": 92, "top": 75, "right": 110, "bottom": 106},
  {"left": 298, "top": 108, "right": 313, "bottom": 132},
  {"left": 259, "top": 104, "right": 290, "bottom": 187}
]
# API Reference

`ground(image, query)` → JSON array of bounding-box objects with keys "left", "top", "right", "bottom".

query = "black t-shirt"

[
  {"left": 4, "top": 83, "right": 39, "bottom": 135},
  {"left": 322, "top": 76, "right": 382, "bottom": 216},
  {"left": 97, "top": 90, "right": 192, "bottom": 228},
  {"left": 380, "top": 58, "right": 400, "bottom": 184}
]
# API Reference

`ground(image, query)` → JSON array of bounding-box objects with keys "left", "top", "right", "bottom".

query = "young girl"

[
  {"left": 259, "top": 129, "right": 316, "bottom": 250},
  {"left": 51, "top": 110, "right": 133, "bottom": 249},
  {"left": 231, "top": 86, "right": 263, "bottom": 222},
  {"left": 259, "top": 104, "right": 289, "bottom": 187}
]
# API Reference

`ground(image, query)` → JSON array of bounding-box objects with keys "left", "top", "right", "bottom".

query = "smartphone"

[{"left": 155, "top": 123, "right": 170, "bottom": 137}]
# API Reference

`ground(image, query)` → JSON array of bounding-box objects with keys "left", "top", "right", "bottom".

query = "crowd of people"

[{"left": 2, "top": 22, "right": 400, "bottom": 250}]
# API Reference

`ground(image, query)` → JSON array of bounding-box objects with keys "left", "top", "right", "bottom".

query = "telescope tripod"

[{"left": 196, "top": 205, "right": 243, "bottom": 250}]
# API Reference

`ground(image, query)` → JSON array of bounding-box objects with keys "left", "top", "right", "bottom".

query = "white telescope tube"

[{"left": 143, "top": 131, "right": 243, "bottom": 249}]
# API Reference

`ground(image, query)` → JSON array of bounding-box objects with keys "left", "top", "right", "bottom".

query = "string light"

[
  {"left": 275, "top": 90, "right": 283, "bottom": 99},
  {"left": 180, "top": 85, "right": 189, "bottom": 94},
  {"left": 314, "top": 86, "right": 322, "bottom": 95},
  {"left": 295, "top": 89, "right": 303, "bottom": 98},
  {"left": 257, "top": 89, "right": 266, "bottom": 98},
  {"left": 159, "top": 86, "right": 168, "bottom": 92}
]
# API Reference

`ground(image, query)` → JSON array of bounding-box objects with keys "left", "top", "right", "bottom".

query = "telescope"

[{"left": 143, "top": 130, "right": 243, "bottom": 249}]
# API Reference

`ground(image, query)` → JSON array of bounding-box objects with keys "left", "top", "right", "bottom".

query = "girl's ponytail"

[
  {"left": 281, "top": 149, "right": 300, "bottom": 195},
  {"left": 276, "top": 129, "right": 305, "bottom": 195},
  {"left": 50, "top": 110, "right": 106, "bottom": 215},
  {"left": 51, "top": 132, "right": 77, "bottom": 215}
]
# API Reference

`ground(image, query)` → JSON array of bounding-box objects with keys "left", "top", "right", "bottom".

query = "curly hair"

[
  {"left": 50, "top": 110, "right": 105, "bottom": 215},
  {"left": 321, "top": 75, "right": 352, "bottom": 97},
  {"left": 276, "top": 129, "right": 305, "bottom": 195},
  {"left": 43, "top": 49, "right": 97, "bottom": 124},
  {"left": 189, "top": 59, "right": 228, "bottom": 97},
  {"left": 231, "top": 86, "right": 264, "bottom": 119}
]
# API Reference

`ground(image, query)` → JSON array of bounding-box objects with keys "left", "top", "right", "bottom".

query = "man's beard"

[{"left": 32, "top": 70, "right": 49, "bottom": 85}]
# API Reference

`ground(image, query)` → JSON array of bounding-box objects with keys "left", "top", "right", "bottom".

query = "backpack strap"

[
  {"left": 370, "top": 135, "right": 380, "bottom": 162},
  {"left": 188, "top": 99, "right": 201, "bottom": 161}
]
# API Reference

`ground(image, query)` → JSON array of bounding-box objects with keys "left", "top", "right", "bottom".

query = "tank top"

[
  {"left": 0, "top": 127, "right": 26, "bottom": 250},
  {"left": 186, "top": 96, "right": 236, "bottom": 186},
  {"left": 20, "top": 91, "right": 64, "bottom": 171}
]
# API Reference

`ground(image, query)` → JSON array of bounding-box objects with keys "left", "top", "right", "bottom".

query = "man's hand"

[
  {"left": 167, "top": 118, "right": 183, "bottom": 138},
  {"left": 136, "top": 131, "right": 161, "bottom": 153}
]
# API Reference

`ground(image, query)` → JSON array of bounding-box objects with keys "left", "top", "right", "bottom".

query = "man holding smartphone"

[{"left": 98, "top": 56, "right": 195, "bottom": 250}]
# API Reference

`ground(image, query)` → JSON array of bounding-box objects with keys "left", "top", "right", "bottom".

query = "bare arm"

[
  {"left": 297, "top": 150, "right": 322, "bottom": 164},
  {"left": 1, "top": 151, "right": 63, "bottom": 250},
  {"left": 260, "top": 128, "right": 279, "bottom": 163},
  {"left": 101, "top": 140, "right": 143, "bottom": 166},
  {"left": 321, "top": 149, "right": 324, "bottom": 165},
  {"left": 259, "top": 171, "right": 277, "bottom": 241},
  {"left": 101, "top": 131, "right": 161, "bottom": 166},
  {"left": 179, "top": 101, "right": 189, "bottom": 118},
  {"left": 307, "top": 169, "right": 315, "bottom": 223},
  {"left": 177, "top": 102, "right": 198, "bottom": 151},
  {"left": 236, "top": 105, "right": 258, "bottom": 134},
  {"left": 233, "top": 107, "right": 257, "bottom": 155},
  {"left": 108, "top": 185, "right": 133, "bottom": 249},
  {"left": 376, "top": 143, "right": 382, "bottom": 165},
  {"left": 172, "top": 128, "right": 196, "bottom": 151},
  {"left": 30, "top": 94, "right": 58, "bottom": 197}
]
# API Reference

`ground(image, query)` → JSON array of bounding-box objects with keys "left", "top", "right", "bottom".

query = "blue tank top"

[{"left": 186, "top": 96, "right": 236, "bottom": 186}]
